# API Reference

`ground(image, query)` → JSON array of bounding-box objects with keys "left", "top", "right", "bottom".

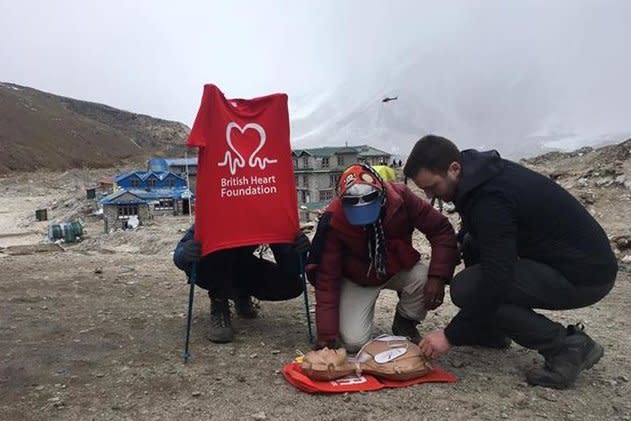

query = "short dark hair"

[{"left": 403, "top": 135, "right": 461, "bottom": 178}]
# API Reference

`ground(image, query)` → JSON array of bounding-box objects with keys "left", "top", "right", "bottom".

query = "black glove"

[
  {"left": 181, "top": 240, "right": 201, "bottom": 264},
  {"left": 293, "top": 232, "right": 311, "bottom": 254}
]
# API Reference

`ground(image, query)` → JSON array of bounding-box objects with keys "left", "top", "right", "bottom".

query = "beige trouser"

[{"left": 338, "top": 262, "right": 429, "bottom": 351}]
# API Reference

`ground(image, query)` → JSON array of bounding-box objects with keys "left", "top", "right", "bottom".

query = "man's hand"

[
  {"left": 423, "top": 277, "right": 445, "bottom": 310},
  {"left": 419, "top": 330, "right": 451, "bottom": 360},
  {"left": 181, "top": 240, "right": 201, "bottom": 264},
  {"left": 293, "top": 232, "right": 311, "bottom": 254}
]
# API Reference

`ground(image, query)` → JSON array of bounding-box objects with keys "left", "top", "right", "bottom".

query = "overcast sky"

[{"left": 2, "top": 1, "right": 631, "bottom": 151}]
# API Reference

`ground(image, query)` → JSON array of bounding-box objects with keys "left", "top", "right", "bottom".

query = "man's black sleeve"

[{"left": 444, "top": 194, "right": 518, "bottom": 345}]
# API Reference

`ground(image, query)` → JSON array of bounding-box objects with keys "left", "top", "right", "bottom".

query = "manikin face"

[{"left": 411, "top": 162, "right": 461, "bottom": 203}]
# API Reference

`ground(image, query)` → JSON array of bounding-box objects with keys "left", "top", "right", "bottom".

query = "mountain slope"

[{"left": 0, "top": 82, "right": 190, "bottom": 173}]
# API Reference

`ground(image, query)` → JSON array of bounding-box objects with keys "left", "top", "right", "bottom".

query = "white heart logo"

[{"left": 218, "top": 122, "right": 277, "bottom": 175}]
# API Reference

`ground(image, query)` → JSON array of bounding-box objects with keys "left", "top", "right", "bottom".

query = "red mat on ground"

[{"left": 282, "top": 362, "right": 457, "bottom": 394}]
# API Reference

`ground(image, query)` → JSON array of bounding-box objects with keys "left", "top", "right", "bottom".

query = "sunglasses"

[{"left": 342, "top": 190, "right": 381, "bottom": 206}]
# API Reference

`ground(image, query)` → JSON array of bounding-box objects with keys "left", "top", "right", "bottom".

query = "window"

[
  {"left": 302, "top": 157, "right": 309, "bottom": 168},
  {"left": 166, "top": 178, "right": 175, "bottom": 187},
  {"left": 337, "top": 155, "right": 344, "bottom": 166},
  {"left": 155, "top": 199, "right": 174, "bottom": 210},
  {"left": 293, "top": 159, "right": 298, "bottom": 168},
  {"left": 329, "top": 174, "right": 340, "bottom": 187},
  {"left": 118, "top": 204, "right": 139, "bottom": 218},
  {"left": 319, "top": 190, "right": 334, "bottom": 201},
  {"left": 131, "top": 179, "right": 139, "bottom": 188},
  {"left": 321, "top": 157, "right": 329, "bottom": 168},
  {"left": 147, "top": 179, "right": 156, "bottom": 188},
  {"left": 302, "top": 175, "right": 309, "bottom": 187}
]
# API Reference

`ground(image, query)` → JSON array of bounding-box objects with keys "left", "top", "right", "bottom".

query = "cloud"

[{"left": 2, "top": 0, "right": 630, "bottom": 155}]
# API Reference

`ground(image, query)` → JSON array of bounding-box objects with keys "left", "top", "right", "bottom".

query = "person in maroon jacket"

[{"left": 306, "top": 164, "right": 459, "bottom": 351}]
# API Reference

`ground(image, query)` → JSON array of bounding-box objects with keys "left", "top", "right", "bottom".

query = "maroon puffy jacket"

[{"left": 309, "top": 182, "right": 459, "bottom": 342}]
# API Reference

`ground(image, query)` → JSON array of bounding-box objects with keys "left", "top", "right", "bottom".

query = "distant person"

[
  {"left": 404, "top": 135, "right": 618, "bottom": 389},
  {"left": 372, "top": 164, "right": 396, "bottom": 182},
  {"left": 174, "top": 225, "right": 310, "bottom": 343},
  {"left": 307, "top": 164, "right": 458, "bottom": 351}
]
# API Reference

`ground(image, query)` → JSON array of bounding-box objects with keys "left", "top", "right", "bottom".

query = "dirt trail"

[{"left": 1, "top": 166, "right": 630, "bottom": 421}]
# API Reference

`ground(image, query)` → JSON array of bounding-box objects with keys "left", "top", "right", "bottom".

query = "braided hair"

[{"left": 358, "top": 164, "right": 388, "bottom": 279}]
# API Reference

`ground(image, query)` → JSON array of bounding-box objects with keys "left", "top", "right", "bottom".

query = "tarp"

[{"left": 282, "top": 362, "right": 456, "bottom": 394}]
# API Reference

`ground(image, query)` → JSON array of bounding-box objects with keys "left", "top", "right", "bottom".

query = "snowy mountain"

[{"left": 289, "top": 49, "right": 631, "bottom": 160}]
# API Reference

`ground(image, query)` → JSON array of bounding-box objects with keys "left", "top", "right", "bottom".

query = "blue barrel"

[
  {"left": 70, "top": 221, "right": 83, "bottom": 237},
  {"left": 48, "top": 224, "right": 63, "bottom": 241},
  {"left": 48, "top": 221, "right": 84, "bottom": 243}
]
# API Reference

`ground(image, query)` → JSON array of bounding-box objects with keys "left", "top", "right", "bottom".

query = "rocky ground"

[{"left": 1, "top": 141, "right": 630, "bottom": 421}]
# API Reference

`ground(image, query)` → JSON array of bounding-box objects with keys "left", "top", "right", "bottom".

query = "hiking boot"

[
  {"left": 209, "top": 298, "right": 234, "bottom": 343},
  {"left": 234, "top": 295, "right": 259, "bottom": 319},
  {"left": 526, "top": 323, "right": 604, "bottom": 389},
  {"left": 392, "top": 312, "right": 421, "bottom": 343}
]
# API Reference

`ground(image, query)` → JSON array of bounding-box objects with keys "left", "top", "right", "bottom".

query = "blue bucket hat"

[{"left": 339, "top": 165, "right": 384, "bottom": 225}]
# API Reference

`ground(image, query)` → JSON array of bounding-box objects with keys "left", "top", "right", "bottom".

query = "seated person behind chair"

[
  {"left": 307, "top": 164, "right": 459, "bottom": 351},
  {"left": 174, "top": 225, "right": 310, "bottom": 343}
]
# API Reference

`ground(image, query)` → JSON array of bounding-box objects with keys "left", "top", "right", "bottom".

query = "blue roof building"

[
  {"left": 115, "top": 170, "right": 188, "bottom": 190},
  {"left": 100, "top": 170, "right": 194, "bottom": 232},
  {"left": 147, "top": 157, "right": 198, "bottom": 192}
]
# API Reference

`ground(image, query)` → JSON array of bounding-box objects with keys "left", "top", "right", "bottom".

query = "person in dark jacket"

[
  {"left": 403, "top": 135, "right": 618, "bottom": 389},
  {"left": 307, "top": 164, "right": 459, "bottom": 351},
  {"left": 174, "top": 225, "right": 310, "bottom": 343}
]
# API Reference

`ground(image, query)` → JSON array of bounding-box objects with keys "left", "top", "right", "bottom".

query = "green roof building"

[{"left": 292, "top": 145, "right": 391, "bottom": 221}]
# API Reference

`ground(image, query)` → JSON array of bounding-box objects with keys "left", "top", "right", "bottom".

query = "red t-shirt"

[{"left": 187, "top": 84, "right": 299, "bottom": 256}]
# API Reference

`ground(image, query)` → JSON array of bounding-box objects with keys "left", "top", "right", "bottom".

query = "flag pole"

[
  {"left": 183, "top": 150, "right": 196, "bottom": 363},
  {"left": 183, "top": 262, "right": 196, "bottom": 363},
  {"left": 299, "top": 255, "right": 314, "bottom": 343}
]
